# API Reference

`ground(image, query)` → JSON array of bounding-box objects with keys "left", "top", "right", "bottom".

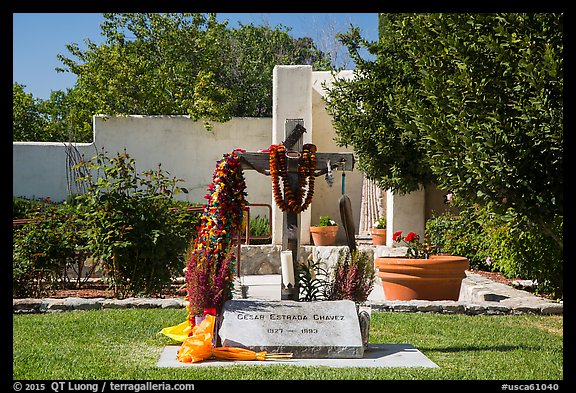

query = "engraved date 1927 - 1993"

[{"left": 267, "top": 328, "right": 318, "bottom": 334}]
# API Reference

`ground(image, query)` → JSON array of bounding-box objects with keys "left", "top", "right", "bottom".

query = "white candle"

[{"left": 280, "top": 250, "right": 295, "bottom": 287}]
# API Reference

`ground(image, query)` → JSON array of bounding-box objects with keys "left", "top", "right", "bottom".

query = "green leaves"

[
  {"left": 45, "top": 13, "right": 333, "bottom": 138},
  {"left": 72, "top": 149, "right": 199, "bottom": 297},
  {"left": 325, "top": 13, "right": 562, "bottom": 236},
  {"left": 15, "top": 13, "right": 334, "bottom": 142}
]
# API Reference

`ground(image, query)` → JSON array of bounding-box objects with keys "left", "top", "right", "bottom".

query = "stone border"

[
  {"left": 13, "top": 297, "right": 184, "bottom": 314},
  {"left": 366, "top": 299, "right": 563, "bottom": 315},
  {"left": 13, "top": 296, "right": 562, "bottom": 315}
]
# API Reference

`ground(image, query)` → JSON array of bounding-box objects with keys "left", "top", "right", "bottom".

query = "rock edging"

[
  {"left": 13, "top": 296, "right": 562, "bottom": 315},
  {"left": 366, "top": 299, "right": 562, "bottom": 315},
  {"left": 13, "top": 297, "right": 184, "bottom": 314}
]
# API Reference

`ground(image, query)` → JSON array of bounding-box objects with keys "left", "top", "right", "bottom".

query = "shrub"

[
  {"left": 426, "top": 209, "right": 491, "bottom": 270},
  {"left": 74, "top": 149, "right": 199, "bottom": 298},
  {"left": 12, "top": 196, "right": 53, "bottom": 219},
  {"left": 325, "top": 249, "right": 375, "bottom": 304},
  {"left": 12, "top": 153, "right": 201, "bottom": 299},
  {"left": 483, "top": 212, "right": 563, "bottom": 299},
  {"left": 426, "top": 207, "right": 563, "bottom": 299},
  {"left": 13, "top": 202, "right": 90, "bottom": 298}
]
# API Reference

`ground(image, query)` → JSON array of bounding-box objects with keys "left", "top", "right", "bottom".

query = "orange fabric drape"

[{"left": 171, "top": 315, "right": 292, "bottom": 363}]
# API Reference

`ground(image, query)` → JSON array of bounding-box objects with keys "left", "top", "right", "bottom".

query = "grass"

[{"left": 13, "top": 309, "right": 563, "bottom": 380}]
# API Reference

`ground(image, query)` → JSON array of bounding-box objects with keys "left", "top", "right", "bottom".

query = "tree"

[
  {"left": 223, "top": 23, "right": 332, "bottom": 117},
  {"left": 324, "top": 13, "right": 563, "bottom": 248},
  {"left": 39, "top": 89, "right": 93, "bottom": 142},
  {"left": 53, "top": 13, "right": 332, "bottom": 135},
  {"left": 56, "top": 13, "right": 233, "bottom": 132},
  {"left": 13, "top": 83, "right": 91, "bottom": 142},
  {"left": 14, "top": 13, "right": 333, "bottom": 142},
  {"left": 13, "top": 83, "right": 45, "bottom": 141}
]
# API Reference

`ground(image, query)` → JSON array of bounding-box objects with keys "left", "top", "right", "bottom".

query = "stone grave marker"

[{"left": 218, "top": 299, "right": 364, "bottom": 358}]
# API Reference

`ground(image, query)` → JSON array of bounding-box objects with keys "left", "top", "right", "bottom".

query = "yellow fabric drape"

[{"left": 160, "top": 320, "right": 192, "bottom": 342}]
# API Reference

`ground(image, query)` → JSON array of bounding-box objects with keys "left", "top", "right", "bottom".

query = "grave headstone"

[{"left": 218, "top": 299, "right": 364, "bottom": 358}]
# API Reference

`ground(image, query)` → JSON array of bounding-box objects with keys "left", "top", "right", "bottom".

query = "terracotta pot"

[
  {"left": 370, "top": 228, "right": 387, "bottom": 245},
  {"left": 375, "top": 255, "right": 469, "bottom": 300},
  {"left": 309, "top": 225, "right": 338, "bottom": 246}
]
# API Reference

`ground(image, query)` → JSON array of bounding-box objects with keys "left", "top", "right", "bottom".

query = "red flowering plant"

[{"left": 392, "top": 231, "right": 436, "bottom": 259}]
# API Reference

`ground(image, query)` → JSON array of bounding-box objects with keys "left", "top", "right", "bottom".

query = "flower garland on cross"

[
  {"left": 269, "top": 143, "right": 317, "bottom": 214},
  {"left": 184, "top": 149, "right": 247, "bottom": 331}
]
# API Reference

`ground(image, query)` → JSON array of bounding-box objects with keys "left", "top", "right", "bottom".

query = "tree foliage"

[
  {"left": 13, "top": 83, "right": 92, "bottom": 142},
  {"left": 73, "top": 149, "right": 199, "bottom": 297},
  {"left": 13, "top": 83, "right": 45, "bottom": 141},
  {"left": 14, "top": 13, "right": 332, "bottom": 142},
  {"left": 324, "top": 13, "right": 563, "bottom": 248},
  {"left": 51, "top": 13, "right": 331, "bottom": 135}
]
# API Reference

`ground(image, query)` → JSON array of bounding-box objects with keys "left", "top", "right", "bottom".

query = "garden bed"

[
  {"left": 48, "top": 281, "right": 186, "bottom": 299},
  {"left": 45, "top": 270, "right": 516, "bottom": 300}
]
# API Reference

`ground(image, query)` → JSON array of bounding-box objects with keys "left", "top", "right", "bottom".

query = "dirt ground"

[{"left": 50, "top": 281, "right": 186, "bottom": 299}]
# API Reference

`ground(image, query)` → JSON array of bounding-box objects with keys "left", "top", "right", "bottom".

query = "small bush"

[
  {"left": 426, "top": 209, "right": 491, "bottom": 270},
  {"left": 426, "top": 207, "right": 563, "bottom": 300},
  {"left": 483, "top": 213, "right": 563, "bottom": 299},
  {"left": 74, "top": 149, "right": 200, "bottom": 298},
  {"left": 325, "top": 249, "right": 375, "bottom": 304},
  {"left": 12, "top": 150, "right": 203, "bottom": 299},
  {"left": 13, "top": 203, "right": 90, "bottom": 298},
  {"left": 248, "top": 215, "right": 272, "bottom": 244}
]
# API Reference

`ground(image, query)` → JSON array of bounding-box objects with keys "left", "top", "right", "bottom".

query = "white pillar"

[
  {"left": 271, "top": 65, "right": 313, "bottom": 245},
  {"left": 386, "top": 188, "right": 426, "bottom": 246}
]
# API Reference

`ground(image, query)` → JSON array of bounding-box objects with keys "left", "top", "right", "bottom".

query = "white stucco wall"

[
  {"left": 13, "top": 141, "right": 94, "bottom": 202},
  {"left": 271, "top": 65, "right": 314, "bottom": 245},
  {"left": 13, "top": 116, "right": 273, "bottom": 207},
  {"left": 93, "top": 115, "right": 272, "bottom": 205},
  {"left": 386, "top": 188, "right": 426, "bottom": 245},
  {"left": 268, "top": 67, "right": 364, "bottom": 245},
  {"left": 311, "top": 70, "right": 363, "bottom": 244},
  {"left": 12, "top": 66, "right": 427, "bottom": 247}
]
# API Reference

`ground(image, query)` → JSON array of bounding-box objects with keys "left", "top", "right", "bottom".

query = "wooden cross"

[{"left": 236, "top": 120, "right": 355, "bottom": 301}]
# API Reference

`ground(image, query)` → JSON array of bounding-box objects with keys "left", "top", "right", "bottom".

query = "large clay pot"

[
  {"left": 370, "top": 228, "right": 387, "bottom": 245},
  {"left": 309, "top": 225, "right": 338, "bottom": 246},
  {"left": 375, "top": 255, "right": 469, "bottom": 300}
]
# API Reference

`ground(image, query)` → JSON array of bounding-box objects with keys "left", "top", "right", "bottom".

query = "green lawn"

[{"left": 13, "top": 309, "right": 563, "bottom": 380}]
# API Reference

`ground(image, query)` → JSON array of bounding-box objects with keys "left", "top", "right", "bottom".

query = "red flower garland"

[{"left": 269, "top": 143, "right": 316, "bottom": 214}]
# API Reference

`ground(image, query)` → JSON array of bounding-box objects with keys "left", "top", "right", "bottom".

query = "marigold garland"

[
  {"left": 269, "top": 143, "right": 316, "bottom": 214},
  {"left": 184, "top": 150, "right": 247, "bottom": 330}
]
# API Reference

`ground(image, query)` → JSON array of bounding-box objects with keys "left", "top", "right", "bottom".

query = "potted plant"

[
  {"left": 370, "top": 216, "right": 387, "bottom": 245},
  {"left": 375, "top": 231, "right": 469, "bottom": 301},
  {"left": 309, "top": 215, "right": 338, "bottom": 246}
]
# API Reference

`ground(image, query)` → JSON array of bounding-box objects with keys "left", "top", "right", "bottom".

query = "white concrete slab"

[{"left": 156, "top": 344, "right": 439, "bottom": 368}]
